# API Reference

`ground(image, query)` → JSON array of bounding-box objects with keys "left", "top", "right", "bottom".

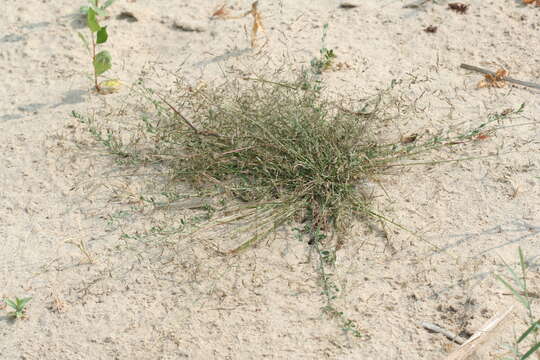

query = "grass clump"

[
  {"left": 134, "top": 72, "right": 419, "bottom": 252},
  {"left": 77, "top": 69, "right": 524, "bottom": 253}
]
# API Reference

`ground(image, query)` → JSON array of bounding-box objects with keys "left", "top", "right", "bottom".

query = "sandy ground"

[{"left": 1, "top": 0, "right": 539, "bottom": 359}]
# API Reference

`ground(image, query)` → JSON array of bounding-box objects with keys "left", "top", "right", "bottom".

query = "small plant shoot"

[
  {"left": 78, "top": 2, "right": 118, "bottom": 94},
  {"left": 5, "top": 297, "right": 32, "bottom": 320},
  {"left": 80, "top": 0, "right": 116, "bottom": 17}
]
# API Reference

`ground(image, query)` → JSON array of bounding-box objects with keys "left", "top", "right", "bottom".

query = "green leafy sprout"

[
  {"left": 5, "top": 297, "right": 32, "bottom": 319},
  {"left": 78, "top": 3, "right": 113, "bottom": 93},
  {"left": 80, "top": 0, "right": 116, "bottom": 17},
  {"left": 310, "top": 24, "right": 336, "bottom": 74}
]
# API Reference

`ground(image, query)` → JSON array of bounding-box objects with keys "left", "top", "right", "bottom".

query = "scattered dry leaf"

[
  {"left": 98, "top": 79, "right": 122, "bottom": 95},
  {"left": 48, "top": 291, "right": 67, "bottom": 313},
  {"left": 448, "top": 3, "right": 469, "bottom": 13},
  {"left": 474, "top": 133, "right": 490, "bottom": 141},
  {"left": 522, "top": 0, "right": 540, "bottom": 5},
  {"left": 424, "top": 25, "right": 438, "bottom": 33},
  {"left": 334, "top": 62, "right": 351, "bottom": 71},
  {"left": 211, "top": 1, "right": 265, "bottom": 48},
  {"left": 211, "top": 4, "right": 230, "bottom": 19},
  {"left": 477, "top": 68, "right": 508, "bottom": 88}
]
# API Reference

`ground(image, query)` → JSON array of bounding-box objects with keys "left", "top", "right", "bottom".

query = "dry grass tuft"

[{"left": 74, "top": 65, "right": 523, "bottom": 253}]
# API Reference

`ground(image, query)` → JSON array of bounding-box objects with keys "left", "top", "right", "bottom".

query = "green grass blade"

[
  {"left": 517, "top": 320, "right": 540, "bottom": 344},
  {"left": 5, "top": 299, "right": 16, "bottom": 309},
  {"left": 519, "top": 246, "right": 528, "bottom": 275},
  {"left": 103, "top": 0, "right": 116, "bottom": 9},
  {"left": 520, "top": 341, "right": 540, "bottom": 360},
  {"left": 495, "top": 274, "right": 529, "bottom": 309}
]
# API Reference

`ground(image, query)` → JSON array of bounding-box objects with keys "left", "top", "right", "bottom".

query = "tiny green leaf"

[
  {"left": 103, "top": 0, "right": 116, "bottom": 9},
  {"left": 80, "top": 5, "right": 90, "bottom": 15},
  {"left": 87, "top": 8, "right": 101, "bottom": 32},
  {"left": 96, "top": 26, "right": 108, "bottom": 44},
  {"left": 18, "top": 297, "right": 32, "bottom": 308},
  {"left": 5, "top": 299, "right": 16, "bottom": 309},
  {"left": 93, "top": 50, "right": 112, "bottom": 76},
  {"left": 94, "top": 7, "right": 108, "bottom": 17}
]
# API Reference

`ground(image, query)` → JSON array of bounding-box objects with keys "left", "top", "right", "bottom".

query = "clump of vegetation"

[
  {"left": 136, "top": 74, "right": 404, "bottom": 252},
  {"left": 74, "top": 21, "right": 523, "bottom": 334},
  {"left": 4, "top": 297, "right": 32, "bottom": 320},
  {"left": 77, "top": 67, "right": 522, "bottom": 253}
]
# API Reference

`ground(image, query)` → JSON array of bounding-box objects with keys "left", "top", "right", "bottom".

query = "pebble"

[
  {"left": 339, "top": 1, "right": 360, "bottom": 8},
  {"left": 173, "top": 20, "right": 207, "bottom": 32}
]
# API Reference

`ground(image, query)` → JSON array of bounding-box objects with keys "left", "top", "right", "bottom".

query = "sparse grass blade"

[
  {"left": 517, "top": 321, "right": 539, "bottom": 344},
  {"left": 521, "top": 342, "right": 540, "bottom": 360},
  {"left": 496, "top": 274, "right": 529, "bottom": 309}
]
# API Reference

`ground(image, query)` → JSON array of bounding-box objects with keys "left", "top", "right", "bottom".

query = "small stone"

[
  {"left": 116, "top": 11, "right": 138, "bottom": 22},
  {"left": 114, "top": 4, "right": 156, "bottom": 23},
  {"left": 339, "top": 1, "right": 360, "bottom": 8},
  {"left": 173, "top": 20, "right": 207, "bottom": 32}
]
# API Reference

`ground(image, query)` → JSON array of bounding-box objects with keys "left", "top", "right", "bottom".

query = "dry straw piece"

[
  {"left": 477, "top": 68, "right": 509, "bottom": 89},
  {"left": 445, "top": 306, "right": 514, "bottom": 360},
  {"left": 210, "top": 1, "right": 266, "bottom": 48}
]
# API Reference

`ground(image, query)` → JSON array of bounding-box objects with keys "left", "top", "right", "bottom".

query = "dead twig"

[
  {"left": 420, "top": 322, "right": 467, "bottom": 345},
  {"left": 156, "top": 93, "right": 222, "bottom": 138},
  {"left": 210, "top": 1, "right": 266, "bottom": 48},
  {"left": 244, "top": 1, "right": 266, "bottom": 48},
  {"left": 445, "top": 306, "right": 514, "bottom": 360},
  {"left": 460, "top": 63, "right": 540, "bottom": 90}
]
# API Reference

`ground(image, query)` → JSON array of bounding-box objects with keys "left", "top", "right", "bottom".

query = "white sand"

[{"left": 1, "top": 1, "right": 539, "bottom": 359}]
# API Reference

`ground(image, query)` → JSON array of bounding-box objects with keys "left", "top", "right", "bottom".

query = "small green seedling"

[
  {"left": 310, "top": 24, "right": 336, "bottom": 74},
  {"left": 78, "top": 4, "right": 116, "bottom": 94},
  {"left": 311, "top": 48, "right": 336, "bottom": 74},
  {"left": 5, "top": 297, "right": 32, "bottom": 319},
  {"left": 80, "top": 0, "right": 116, "bottom": 17}
]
